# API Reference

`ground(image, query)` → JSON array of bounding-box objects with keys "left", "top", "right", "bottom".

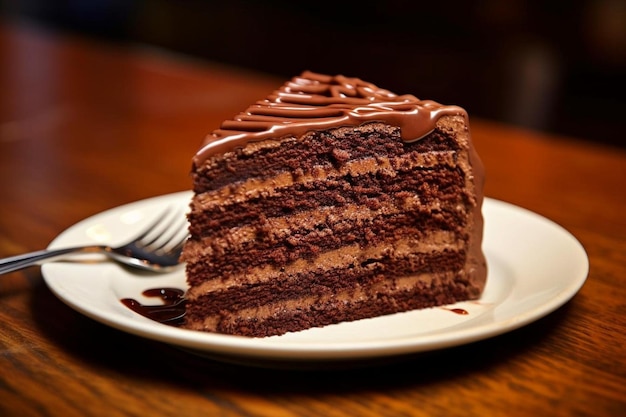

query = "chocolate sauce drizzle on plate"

[
  {"left": 441, "top": 307, "right": 469, "bottom": 315},
  {"left": 120, "top": 288, "right": 186, "bottom": 326}
]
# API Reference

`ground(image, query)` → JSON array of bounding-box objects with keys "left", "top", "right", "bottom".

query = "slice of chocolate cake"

[{"left": 181, "top": 71, "right": 487, "bottom": 337}]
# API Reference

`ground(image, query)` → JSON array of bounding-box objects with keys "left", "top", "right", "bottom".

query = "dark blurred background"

[{"left": 2, "top": 0, "right": 625, "bottom": 147}]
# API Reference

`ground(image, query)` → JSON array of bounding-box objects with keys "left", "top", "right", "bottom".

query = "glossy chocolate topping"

[{"left": 194, "top": 71, "right": 468, "bottom": 163}]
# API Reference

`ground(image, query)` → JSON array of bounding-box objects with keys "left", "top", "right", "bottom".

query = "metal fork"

[{"left": 0, "top": 208, "right": 188, "bottom": 275}]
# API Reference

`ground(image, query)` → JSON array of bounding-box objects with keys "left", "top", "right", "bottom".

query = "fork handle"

[{"left": 0, "top": 246, "right": 103, "bottom": 275}]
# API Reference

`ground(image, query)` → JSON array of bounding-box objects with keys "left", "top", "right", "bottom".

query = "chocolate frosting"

[{"left": 194, "top": 71, "right": 469, "bottom": 164}]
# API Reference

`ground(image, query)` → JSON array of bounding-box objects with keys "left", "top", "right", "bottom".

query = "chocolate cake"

[{"left": 181, "top": 71, "right": 487, "bottom": 337}]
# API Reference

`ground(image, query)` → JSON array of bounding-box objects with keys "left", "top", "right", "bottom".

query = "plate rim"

[{"left": 42, "top": 192, "right": 589, "bottom": 362}]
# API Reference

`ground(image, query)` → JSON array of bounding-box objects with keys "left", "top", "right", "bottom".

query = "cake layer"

[
  {"left": 185, "top": 246, "right": 467, "bottom": 308},
  {"left": 184, "top": 194, "right": 466, "bottom": 266},
  {"left": 184, "top": 270, "right": 477, "bottom": 337},
  {"left": 188, "top": 164, "right": 469, "bottom": 236},
  {"left": 185, "top": 232, "right": 461, "bottom": 295},
  {"left": 193, "top": 142, "right": 460, "bottom": 212},
  {"left": 184, "top": 208, "right": 467, "bottom": 281},
  {"left": 193, "top": 122, "right": 461, "bottom": 193}
]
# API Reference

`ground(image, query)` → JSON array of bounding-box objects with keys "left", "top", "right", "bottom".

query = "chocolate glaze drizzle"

[
  {"left": 194, "top": 71, "right": 468, "bottom": 163},
  {"left": 121, "top": 288, "right": 186, "bottom": 326}
]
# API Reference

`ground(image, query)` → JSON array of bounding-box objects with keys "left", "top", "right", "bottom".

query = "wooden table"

[{"left": 1, "top": 21, "right": 625, "bottom": 417}]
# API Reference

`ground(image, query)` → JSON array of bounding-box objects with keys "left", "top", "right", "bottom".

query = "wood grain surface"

[{"left": 1, "top": 20, "right": 624, "bottom": 417}]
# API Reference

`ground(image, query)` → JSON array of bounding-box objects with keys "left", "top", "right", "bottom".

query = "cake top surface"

[{"left": 195, "top": 71, "right": 467, "bottom": 163}]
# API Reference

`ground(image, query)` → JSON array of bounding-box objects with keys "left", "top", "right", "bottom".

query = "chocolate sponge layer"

[
  {"left": 192, "top": 123, "right": 460, "bottom": 193},
  {"left": 187, "top": 275, "right": 476, "bottom": 338}
]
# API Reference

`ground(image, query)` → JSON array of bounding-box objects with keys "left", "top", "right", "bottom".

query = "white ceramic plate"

[{"left": 42, "top": 192, "right": 588, "bottom": 365}]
